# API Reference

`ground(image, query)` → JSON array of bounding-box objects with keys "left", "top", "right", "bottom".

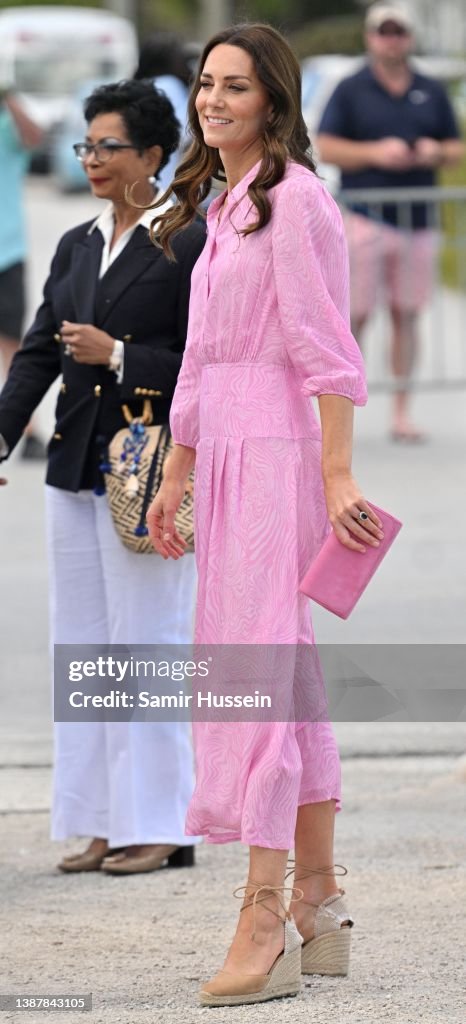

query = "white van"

[{"left": 0, "top": 5, "right": 138, "bottom": 165}]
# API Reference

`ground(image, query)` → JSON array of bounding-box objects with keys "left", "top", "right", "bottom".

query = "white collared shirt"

[
  {"left": 86, "top": 196, "right": 172, "bottom": 380},
  {"left": 87, "top": 196, "right": 172, "bottom": 277}
]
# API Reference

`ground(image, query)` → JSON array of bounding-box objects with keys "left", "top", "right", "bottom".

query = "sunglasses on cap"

[{"left": 376, "top": 22, "right": 410, "bottom": 36}]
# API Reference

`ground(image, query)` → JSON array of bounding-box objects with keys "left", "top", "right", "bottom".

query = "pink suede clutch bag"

[{"left": 299, "top": 502, "right": 402, "bottom": 619}]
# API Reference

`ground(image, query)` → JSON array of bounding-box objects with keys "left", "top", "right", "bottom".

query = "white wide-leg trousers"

[{"left": 46, "top": 485, "right": 198, "bottom": 846}]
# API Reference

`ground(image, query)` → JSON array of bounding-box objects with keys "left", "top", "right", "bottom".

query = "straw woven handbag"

[{"left": 103, "top": 400, "right": 194, "bottom": 554}]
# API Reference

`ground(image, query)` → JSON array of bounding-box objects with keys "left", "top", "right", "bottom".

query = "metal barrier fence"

[{"left": 337, "top": 186, "right": 466, "bottom": 392}]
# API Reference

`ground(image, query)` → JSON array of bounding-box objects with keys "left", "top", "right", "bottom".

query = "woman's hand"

[
  {"left": 147, "top": 444, "right": 195, "bottom": 558},
  {"left": 324, "top": 471, "right": 384, "bottom": 553},
  {"left": 146, "top": 478, "right": 188, "bottom": 559},
  {"left": 60, "top": 321, "right": 114, "bottom": 364}
]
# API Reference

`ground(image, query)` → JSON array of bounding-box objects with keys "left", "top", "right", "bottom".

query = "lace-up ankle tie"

[
  {"left": 285, "top": 861, "right": 348, "bottom": 882},
  {"left": 234, "top": 881, "right": 304, "bottom": 942}
]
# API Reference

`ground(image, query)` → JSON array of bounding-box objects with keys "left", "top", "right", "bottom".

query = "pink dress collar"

[{"left": 207, "top": 158, "right": 263, "bottom": 224}]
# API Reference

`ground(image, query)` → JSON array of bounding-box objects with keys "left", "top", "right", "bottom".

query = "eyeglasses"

[
  {"left": 376, "top": 24, "right": 409, "bottom": 37},
  {"left": 73, "top": 140, "right": 138, "bottom": 163}
]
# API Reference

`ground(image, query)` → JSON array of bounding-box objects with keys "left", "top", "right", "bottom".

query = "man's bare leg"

[{"left": 389, "top": 307, "right": 424, "bottom": 440}]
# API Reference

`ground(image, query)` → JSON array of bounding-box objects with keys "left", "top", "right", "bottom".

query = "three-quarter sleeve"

[
  {"left": 272, "top": 175, "right": 367, "bottom": 406},
  {"left": 169, "top": 323, "right": 202, "bottom": 448}
]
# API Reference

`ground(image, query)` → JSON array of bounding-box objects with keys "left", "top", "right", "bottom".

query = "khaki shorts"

[{"left": 344, "top": 212, "right": 438, "bottom": 321}]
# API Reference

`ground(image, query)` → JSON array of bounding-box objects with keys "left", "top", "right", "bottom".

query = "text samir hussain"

[{"left": 138, "top": 690, "right": 272, "bottom": 708}]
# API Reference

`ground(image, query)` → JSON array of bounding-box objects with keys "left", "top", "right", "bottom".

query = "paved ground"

[
  {"left": 1, "top": 754, "right": 465, "bottom": 1024},
  {"left": 0, "top": 178, "right": 465, "bottom": 1023}
]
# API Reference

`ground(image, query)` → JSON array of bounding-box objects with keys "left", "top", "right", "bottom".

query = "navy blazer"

[{"left": 0, "top": 217, "right": 206, "bottom": 490}]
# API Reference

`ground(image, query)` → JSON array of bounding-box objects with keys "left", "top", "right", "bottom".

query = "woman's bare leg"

[
  {"left": 220, "top": 846, "right": 290, "bottom": 975},
  {"left": 292, "top": 799, "right": 343, "bottom": 942}
]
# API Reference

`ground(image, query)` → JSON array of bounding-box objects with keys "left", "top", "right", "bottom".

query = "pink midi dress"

[{"left": 170, "top": 160, "right": 368, "bottom": 849}]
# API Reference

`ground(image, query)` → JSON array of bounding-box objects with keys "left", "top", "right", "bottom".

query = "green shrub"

[
  {"left": 440, "top": 125, "right": 466, "bottom": 291},
  {"left": 289, "top": 15, "right": 364, "bottom": 58}
]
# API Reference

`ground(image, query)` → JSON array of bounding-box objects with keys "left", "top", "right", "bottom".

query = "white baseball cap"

[{"left": 365, "top": 4, "right": 414, "bottom": 32}]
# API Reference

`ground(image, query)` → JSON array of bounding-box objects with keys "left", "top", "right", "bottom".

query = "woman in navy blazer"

[{"left": 0, "top": 80, "right": 205, "bottom": 874}]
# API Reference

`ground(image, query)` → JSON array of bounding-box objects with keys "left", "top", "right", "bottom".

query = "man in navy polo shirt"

[{"left": 317, "top": 3, "right": 463, "bottom": 440}]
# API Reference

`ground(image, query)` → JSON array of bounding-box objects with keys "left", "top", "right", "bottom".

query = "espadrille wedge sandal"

[
  {"left": 199, "top": 882, "right": 304, "bottom": 1007},
  {"left": 286, "top": 862, "right": 354, "bottom": 977}
]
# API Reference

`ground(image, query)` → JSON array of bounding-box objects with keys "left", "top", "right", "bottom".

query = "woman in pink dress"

[{"left": 147, "top": 23, "right": 383, "bottom": 1008}]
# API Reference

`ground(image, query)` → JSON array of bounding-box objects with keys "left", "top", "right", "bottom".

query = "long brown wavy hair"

[{"left": 150, "top": 23, "right": 316, "bottom": 259}]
